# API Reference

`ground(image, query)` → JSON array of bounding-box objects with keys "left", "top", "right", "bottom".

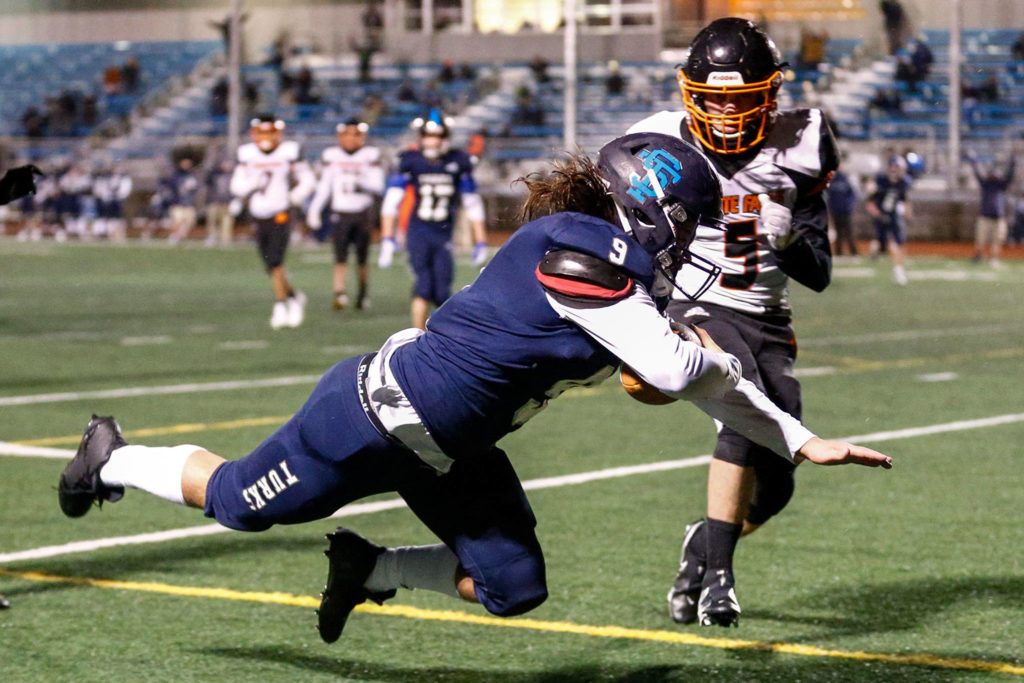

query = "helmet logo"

[
  {"left": 706, "top": 71, "right": 745, "bottom": 86},
  {"left": 627, "top": 149, "right": 682, "bottom": 202}
]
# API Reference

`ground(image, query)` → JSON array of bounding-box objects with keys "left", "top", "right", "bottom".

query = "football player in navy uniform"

[
  {"left": 628, "top": 17, "right": 843, "bottom": 628},
  {"left": 57, "top": 133, "right": 890, "bottom": 642},
  {"left": 230, "top": 115, "right": 316, "bottom": 328},
  {"left": 378, "top": 110, "right": 488, "bottom": 329},
  {"left": 866, "top": 156, "right": 913, "bottom": 285},
  {"left": 306, "top": 118, "right": 385, "bottom": 310}
]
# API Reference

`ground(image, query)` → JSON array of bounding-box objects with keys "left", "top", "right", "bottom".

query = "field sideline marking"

[
  {"left": 0, "top": 568, "right": 1020, "bottom": 676},
  {"left": 3, "top": 412, "right": 1024, "bottom": 564},
  {"left": 4, "top": 321, "right": 1023, "bottom": 409}
]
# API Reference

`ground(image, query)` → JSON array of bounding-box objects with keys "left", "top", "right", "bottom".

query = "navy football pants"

[
  {"left": 406, "top": 225, "right": 454, "bottom": 305},
  {"left": 204, "top": 355, "right": 547, "bottom": 617}
]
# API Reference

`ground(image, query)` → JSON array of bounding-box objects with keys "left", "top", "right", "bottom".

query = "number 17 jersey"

[
  {"left": 628, "top": 108, "right": 836, "bottom": 316},
  {"left": 388, "top": 148, "right": 477, "bottom": 234}
]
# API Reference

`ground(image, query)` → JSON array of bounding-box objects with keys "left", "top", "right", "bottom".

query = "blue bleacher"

[{"left": 0, "top": 40, "right": 220, "bottom": 137}]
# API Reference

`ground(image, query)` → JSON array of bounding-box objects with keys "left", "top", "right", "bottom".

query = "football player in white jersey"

[
  {"left": 307, "top": 118, "right": 385, "bottom": 310},
  {"left": 230, "top": 115, "right": 316, "bottom": 329},
  {"left": 627, "top": 17, "right": 840, "bottom": 628}
]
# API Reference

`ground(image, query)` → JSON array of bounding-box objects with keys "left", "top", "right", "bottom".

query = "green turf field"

[{"left": 1, "top": 240, "right": 1022, "bottom": 681}]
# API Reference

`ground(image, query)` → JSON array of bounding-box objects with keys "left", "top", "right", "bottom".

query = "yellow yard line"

[
  {"left": 17, "top": 415, "right": 291, "bottom": 447},
  {"left": 1, "top": 568, "right": 1020, "bottom": 676}
]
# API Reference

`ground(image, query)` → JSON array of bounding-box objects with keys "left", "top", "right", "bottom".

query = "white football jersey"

[
  {"left": 628, "top": 109, "right": 833, "bottom": 315},
  {"left": 230, "top": 140, "right": 315, "bottom": 220},
  {"left": 308, "top": 145, "right": 384, "bottom": 215}
]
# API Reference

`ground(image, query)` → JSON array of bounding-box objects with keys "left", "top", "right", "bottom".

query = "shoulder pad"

[{"left": 536, "top": 249, "right": 633, "bottom": 301}]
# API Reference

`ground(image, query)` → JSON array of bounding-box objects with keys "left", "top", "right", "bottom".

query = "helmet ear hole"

[{"left": 632, "top": 207, "right": 655, "bottom": 227}]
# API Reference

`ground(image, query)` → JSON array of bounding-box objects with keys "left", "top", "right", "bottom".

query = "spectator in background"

[
  {"left": 121, "top": 57, "right": 140, "bottom": 94},
  {"left": 966, "top": 151, "right": 1016, "bottom": 267},
  {"left": 21, "top": 106, "right": 47, "bottom": 138},
  {"left": 438, "top": 59, "right": 456, "bottom": 83},
  {"left": 865, "top": 155, "right": 912, "bottom": 285},
  {"left": 880, "top": 0, "right": 909, "bottom": 55},
  {"left": 103, "top": 64, "right": 123, "bottom": 96},
  {"left": 360, "top": 93, "right": 386, "bottom": 125},
  {"left": 962, "top": 74, "right": 999, "bottom": 104},
  {"left": 92, "top": 163, "right": 133, "bottom": 240},
  {"left": 293, "top": 66, "right": 319, "bottom": 105},
  {"left": 204, "top": 157, "right": 236, "bottom": 246},
  {"left": 167, "top": 156, "right": 200, "bottom": 244},
  {"left": 509, "top": 86, "right": 545, "bottom": 129},
  {"left": 826, "top": 166, "right": 859, "bottom": 256},
  {"left": 1012, "top": 30, "right": 1024, "bottom": 61},
  {"left": 605, "top": 61, "right": 626, "bottom": 96},
  {"left": 395, "top": 78, "right": 417, "bottom": 102},
  {"left": 1009, "top": 194, "right": 1024, "bottom": 246},
  {"left": 529, "top": 55, "right": 550, "bottom": 84},
  {"left": 895, "top": 37, "right": 932, "bottom": 92}
]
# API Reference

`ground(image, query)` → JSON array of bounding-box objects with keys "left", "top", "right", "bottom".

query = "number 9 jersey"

[
  {"left": 628, "top": 108, "right": 838, "bottom": 315},
  {"left": 384, "top": 147, "right": 478, "bottom": 234}
]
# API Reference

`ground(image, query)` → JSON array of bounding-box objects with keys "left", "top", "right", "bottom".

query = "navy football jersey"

[
  {"left": 869, "top": 174, "right": 910, "bottom": 223},
  {"left": 390, "top": 212, "right": 655, "bottom": 459},
  {"left": 387, "top": 148, "right": 477, "bottom": 233}
]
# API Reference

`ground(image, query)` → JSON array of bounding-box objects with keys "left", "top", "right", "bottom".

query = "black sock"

[
  {"left": 705, "top": 518, "right": 743, "bottom": 575},
  {"left": 687, "top": 519, "right": 708, "bottom": 562}
]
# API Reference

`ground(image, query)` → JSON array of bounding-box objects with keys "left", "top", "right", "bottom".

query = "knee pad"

[
  {"left": 476, "top": 552, "right": 548, "bottom": 617},
  {"left": 746, "top": 462, "right": 796, "bottom": 526}
]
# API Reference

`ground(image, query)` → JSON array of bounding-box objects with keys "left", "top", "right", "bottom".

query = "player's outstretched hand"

[{"left": 797, "top": 437, "right": 893, "bottom": 469}]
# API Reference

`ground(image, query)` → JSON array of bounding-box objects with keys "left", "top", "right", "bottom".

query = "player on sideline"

[
  {"left": 306, "top": 118, "right": 385, "bottom": 310},
  {"left": 865, "top": 155, "right": 913, "bottom": 285},
  {"left": 57, "top": 134, "right": 891, "bottom": 642},
  {"left": 378, "top": 110, "right": 488, "bottom": 330},
  {"left": 230, "top": 114, "right": 316, "bottom": 329},
  {"left": 627, "top": 17, "right": 842, "bottom": 628}
]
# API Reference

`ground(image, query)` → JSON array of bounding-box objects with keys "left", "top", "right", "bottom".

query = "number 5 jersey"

[{"left": 628, "top": 108, "right": 838, "bottom": 316}]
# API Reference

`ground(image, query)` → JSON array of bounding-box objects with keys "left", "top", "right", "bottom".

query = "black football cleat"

[
  {"left": 667, "top": 519, "right": 706, "bottom": 624},
  {"left": 317, "top": 527, "right": 395, "bottom": 643},
  {"left": 58, "top": 415, "right": 126, "bottom": 518},
  {"left": 698, "top": 569, "right": 741, "bottom": 628}
]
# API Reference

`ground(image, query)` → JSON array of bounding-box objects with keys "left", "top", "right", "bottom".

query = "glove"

[
  {"left": 0, "top": 164, "right": 43, "bottom": 206},
  {"left": 306, "top": 210, "right": 322, "bottom": 230},
  {"left": 758, "top": 193, "right": 796, "bottom": 250},
  {"left": 378, "top": 237, "right": 397, "bottom": 269},
  {"left": 472, "top": 241, "right": 488, "bottom": 266}
]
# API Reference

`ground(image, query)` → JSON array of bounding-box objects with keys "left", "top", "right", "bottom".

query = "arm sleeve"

[
  {"left": 547, "top": 286, "right": 813, "bottom": 460},
  {"left": 229, "top": 164, "right": 255, "bottom": 198},
  {"left": 546, "top": 285, "right": 740, "bottom": 400},
  {"left": 306, "top": 165, "right": 333, "bottom": 219},
  {"left": 692, "top": 381, "right": 815, "bottom": 461},
  {"left": 289, "top": 160, "right": 317, "bottom": 206},
  {"left": 360, "top": 162, "right": 386, "bottom": 195},
  {"left": 381, "top": 184, "right": 406, "bottom": 217},
  {"left": 774, "top": 192, "right": 832, "bottom": 292},
  {"left": 460, "top": 192, "right": 485, "bottom": 223}
]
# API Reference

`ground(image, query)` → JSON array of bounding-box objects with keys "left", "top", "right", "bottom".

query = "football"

[
  {"left": 620, "top": 320, "right": 705, "bottom": 405},
  {"left": 620, "top": 364, "right": 678, "bottom": 405}
]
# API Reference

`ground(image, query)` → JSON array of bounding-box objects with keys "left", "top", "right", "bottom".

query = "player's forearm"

[{"left": 693, "top": 378, "right": 815, "bottom": 462}]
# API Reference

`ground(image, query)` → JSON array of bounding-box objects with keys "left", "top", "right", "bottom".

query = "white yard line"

[
  {"left": 0, "top": 375, "right": 321, "bottom": 407},
  {"left": 3, "top": 413, "right": 1023, "bottom": 565},
  {"left": 2, "top": 322, "right": 1022, "bottom": 407}
]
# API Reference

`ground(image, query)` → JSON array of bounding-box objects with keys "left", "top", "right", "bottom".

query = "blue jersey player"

[
  {"left": 58, "top": 134, "right": 891, "bottom": 643},
  {"left": 379, "top": 111, "right": 488, "bottom": 329},
  {"left": 866, "top": 156, "right": 912, "bottom": 285}
]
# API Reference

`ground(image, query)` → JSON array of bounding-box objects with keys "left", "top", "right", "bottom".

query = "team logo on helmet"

[{"left": 627, "top": 149, "right": 683, "bottom": 202}]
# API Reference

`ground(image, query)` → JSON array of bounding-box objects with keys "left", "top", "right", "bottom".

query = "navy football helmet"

[
  {"left": 679, "top": 17, "right": 784, "bottom": 154},
  {"left": 411, "top": 109, "right": 452, "bottom": 159},
  {"left": 597, "top": 132, "right": 724, "bottom": 299}
]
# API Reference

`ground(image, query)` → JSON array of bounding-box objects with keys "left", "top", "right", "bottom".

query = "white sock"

[
  {"left": 364, "top": 543, "right": 460, "bottom": 598},
  {"left": 100, "top": 444, "right": 200, "bottom": 505}
]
